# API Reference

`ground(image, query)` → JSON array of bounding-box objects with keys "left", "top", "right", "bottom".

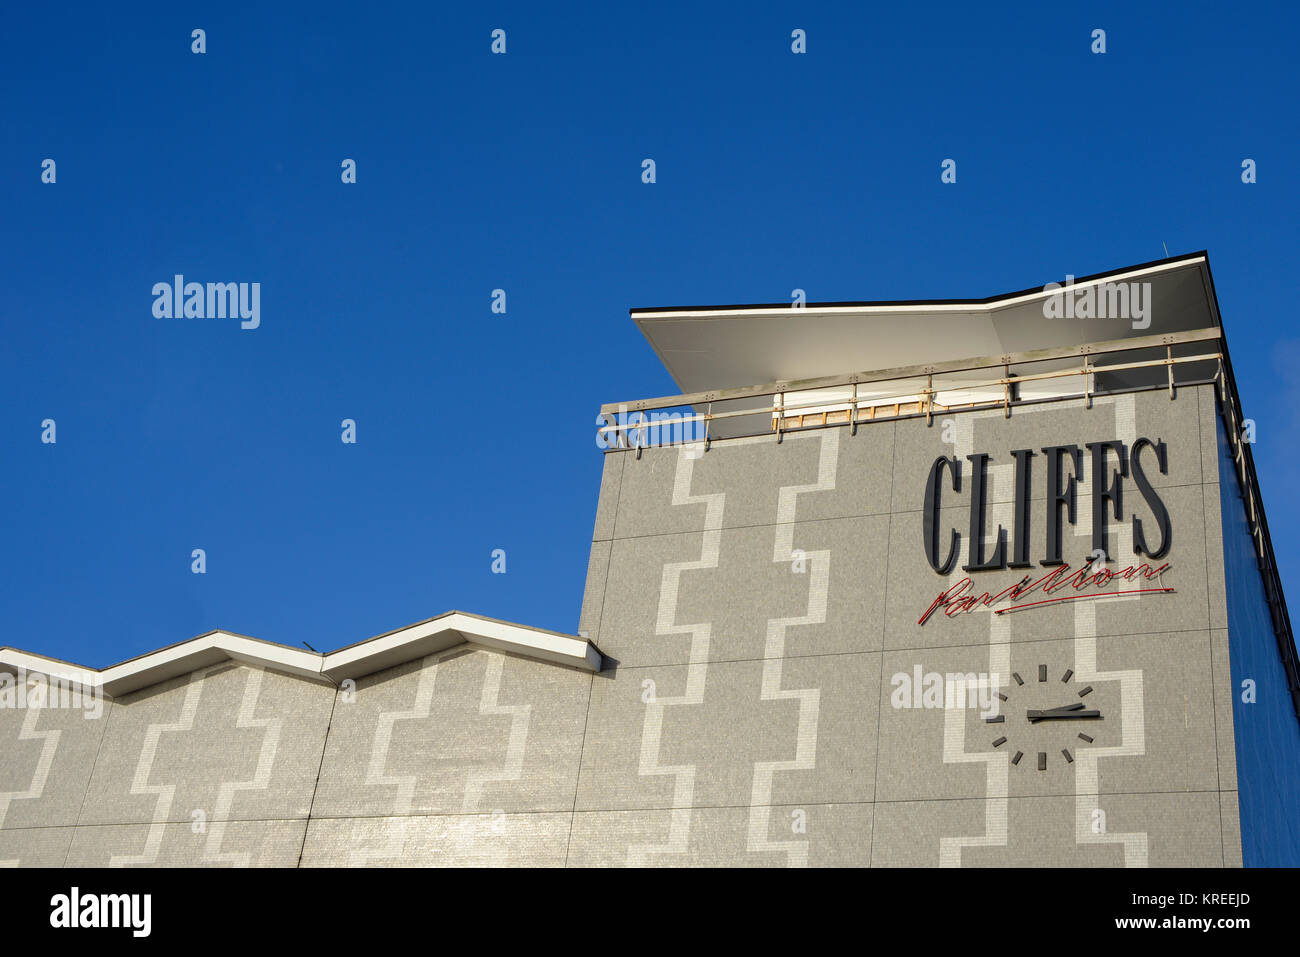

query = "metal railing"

[{"left": 598, "top": 327, "right": 1223, "bottom": 449}]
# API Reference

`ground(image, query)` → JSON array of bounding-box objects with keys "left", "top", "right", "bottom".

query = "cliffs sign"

[{"left": 919, "top": 438, "right": 1174, "bottom": 624}]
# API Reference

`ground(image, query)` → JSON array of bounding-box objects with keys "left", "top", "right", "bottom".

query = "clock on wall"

[{"left": 984, "top": 663, "right": 1103, "bottom": 770}]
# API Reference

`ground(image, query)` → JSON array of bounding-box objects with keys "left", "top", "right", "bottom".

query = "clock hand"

[
  {"left": 1026, "top": 708, "right": 1102, "bottom": 722},
  {"left": 1024, "top": 703, "right": 1085, "bottom": 719}
]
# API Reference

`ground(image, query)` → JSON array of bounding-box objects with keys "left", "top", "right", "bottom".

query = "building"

[{"left": 2, "top": 252, "right": 1297, "bottom": 867}]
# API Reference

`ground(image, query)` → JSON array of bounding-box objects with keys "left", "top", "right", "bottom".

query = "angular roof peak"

[{"left": 0, "top": 611, "right": 602, "bottom": 697}]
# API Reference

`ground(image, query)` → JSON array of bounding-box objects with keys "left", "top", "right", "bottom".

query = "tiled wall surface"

[{"left": 0, "top": 385, "right": 1244, "bottom": 866}]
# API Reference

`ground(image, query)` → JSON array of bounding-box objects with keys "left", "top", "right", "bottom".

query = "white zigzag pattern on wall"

[
  {"left": 456, "top": 653, "right": 531, "bottom": 866},
  {"left": 202, "top": 667, "right": 282, "bottom": 866},
  {"left": 628, "top": 442, "right": 723, "bottom": 865},
  {"left": 939, "top": 615, "right": 1011, "bottom": 867},
  {"left": 939, "top": 412, "right": 1013, "bottom": 866},
  {"left": 748, "top": 429, "right": 837, "bottom": 866},
  {"left": 354, "top": 649, "right": 530, "bottom": 865},
  {"left": 111, "top": 667, "right": 208, "bottom": 866},
  {"left": 0, "top": 705, "right": 63, "bottom": 867},
  {"left": 353, "top": 649, "right": 455, "bottom": 865},
  {"left": 111, "top": 664, "right": 280, "bottom": 867},
  {"left": 937, "top": 395, "right": 1147, "bottom": 866},
  {"left": 1071, "top": 394, "right": 1148, "bottom": 866}
]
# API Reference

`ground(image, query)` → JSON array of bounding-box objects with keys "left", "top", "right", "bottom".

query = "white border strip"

[{"left": 0, "top": 613, "right": 603, "bottom": 697}]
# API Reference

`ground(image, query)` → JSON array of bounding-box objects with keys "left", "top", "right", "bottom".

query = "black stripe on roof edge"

[{"left": 629, "top": 250, "right": 1211, "bottom": 316}]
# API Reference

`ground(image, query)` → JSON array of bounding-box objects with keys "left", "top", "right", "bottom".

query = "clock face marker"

[{"left": 1003, "top": 662, "right": 1104, "bottom": 768}]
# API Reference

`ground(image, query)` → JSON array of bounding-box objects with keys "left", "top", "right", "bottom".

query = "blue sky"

[{"left": 2, "top": 3, "right": 1298, "bottom": 666}]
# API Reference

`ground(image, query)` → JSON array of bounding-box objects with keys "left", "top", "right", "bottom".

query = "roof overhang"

[
  {"left": 0, "top": 611, "right": 603, "bottom": 698},
  {"left": 631, "top": 252, "right": 1220, "bottom": 395}
]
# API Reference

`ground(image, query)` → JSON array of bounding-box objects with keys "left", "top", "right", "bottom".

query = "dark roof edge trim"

[{"left": 630, "top": 251, "right": 1211, "bottom": 316}]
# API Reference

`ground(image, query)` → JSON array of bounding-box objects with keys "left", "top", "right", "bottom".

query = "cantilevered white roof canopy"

[
  {"left": 0, "top": 611, "right": 603, "bottom": 697},
  {"left": 631, "top": 253, "right": 1220, "bottom": 394}
]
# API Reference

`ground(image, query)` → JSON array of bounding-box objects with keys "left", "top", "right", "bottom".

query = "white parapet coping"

[
  {"left": 0, "top": 611, "right": 603, "bottom": 698},
  {"left": 320, "top": 612, "right": 604, "bottom": 682}
]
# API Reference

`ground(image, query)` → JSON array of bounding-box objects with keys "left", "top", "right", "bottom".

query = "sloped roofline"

[
  {"left": 0, "top": 611, "right": 603, "bottom": 697},
  {"left": 630, "top": 250, "right": 1213, "bottom": 316}
]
